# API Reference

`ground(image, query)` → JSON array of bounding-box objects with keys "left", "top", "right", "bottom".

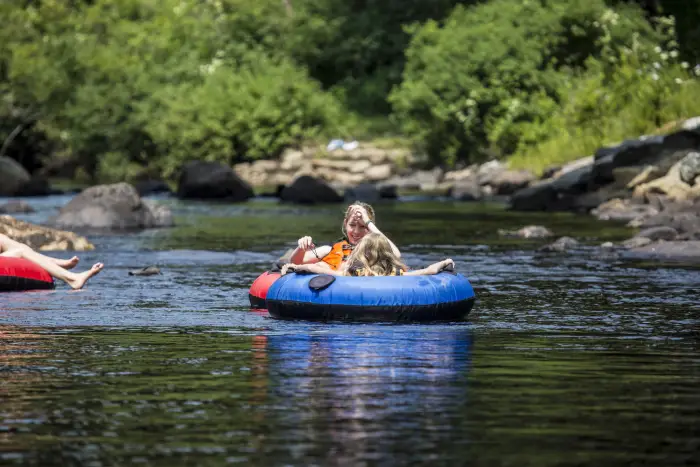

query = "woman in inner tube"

[
  {"left": 287, "top": 202, "right": 400, "bottom": 273},
  {"left": 282, "top": 233, "right": 454, "bottom": 277}
]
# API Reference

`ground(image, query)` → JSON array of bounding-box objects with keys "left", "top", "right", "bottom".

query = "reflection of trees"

[
  {"left": 266, "top": 329, "right": 473, "bottom": 464},
  {"left": 0, "top": 326, "right": 55, "bottom": 450}
]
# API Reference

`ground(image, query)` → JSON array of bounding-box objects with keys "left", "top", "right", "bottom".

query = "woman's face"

[{"left": 345, "top": 217, "right": 369, "bottom": 245}]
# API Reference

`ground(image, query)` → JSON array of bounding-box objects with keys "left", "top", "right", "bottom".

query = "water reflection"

[
  {"left": 0, "top": 327, "right": 474, "bottom": 465},
  {"left": 263, "top": 329, "right": 473, "bottom": 464}
]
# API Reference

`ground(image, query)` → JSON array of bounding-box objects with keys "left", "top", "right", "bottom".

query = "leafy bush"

[
  {"left": 1, "top": 0, "right": 340, "bottom": 181},
  {"left": 144, "top": 52, "right": 341, "bottom": 178},
  {"left": 510, "top": 15, "right": 700, "bottom": 173},
  {"left": 390, "top": 0, "right": 658, "bottom": 166}
]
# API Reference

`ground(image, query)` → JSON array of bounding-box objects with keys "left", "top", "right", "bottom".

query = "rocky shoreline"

[{"left": 2, "top": 117, "right": 699, "bottom": 262}]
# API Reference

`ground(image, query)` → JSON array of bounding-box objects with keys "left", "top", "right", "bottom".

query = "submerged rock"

[
  {"left": 538, "top": 236, "right": 579, "bottom": 252},
  {"left": 498, "top": 225, "right": 553, "bottom": 239},
  {"left": 128, "top": 266, "right": 161, "bottom": 276}
]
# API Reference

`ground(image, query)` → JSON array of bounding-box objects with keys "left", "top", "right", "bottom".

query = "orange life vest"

[{"left": 321, "top": 240, "right": 353, "bottom": 270}]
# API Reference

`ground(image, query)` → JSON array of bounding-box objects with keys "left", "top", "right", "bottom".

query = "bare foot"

[
  {"left": 67, "top": 263, "right": 104, "bottom": 290},
  {"left": 55, "top": 256, "right": 80, "bottom": 269}
]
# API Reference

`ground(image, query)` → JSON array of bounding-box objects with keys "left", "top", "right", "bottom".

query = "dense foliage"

[{"left": 1, "top": 0, "right": 699, "bottom": 181}]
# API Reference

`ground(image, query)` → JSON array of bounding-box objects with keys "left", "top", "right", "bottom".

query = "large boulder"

[
  {"left": 591, "top": 127, "right": 700, "bottom": 188},
  {"left": 280, "top": 175, "right": 343, "bottom": 204},
  {"left": 0, "top": 215, "right": 94, "bottom": 251},
  {"left": 49, "top": 183, "right": 173, "bottom": 230},
  {"left": 508, "top": 160, "right": 593, "bottom": 211},
  {"left": 178, "top": 161, "right": 254, "bottom": 201},
  {"left": 0, "top": 156, "right": 31, "bottom": 196}
]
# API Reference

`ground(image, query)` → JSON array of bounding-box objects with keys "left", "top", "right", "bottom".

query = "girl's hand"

[
  {"left": 425, "top": 259, "right": 455, "bottom": 275},
  {"left": 280, "top": 263, "right": 296, "bottom": 275},
  {"left": 297, "top": 236, "right": 315, "bottom": 251},
  {"left": 440, "top": 259, "right": 455, "bottom": 272}
]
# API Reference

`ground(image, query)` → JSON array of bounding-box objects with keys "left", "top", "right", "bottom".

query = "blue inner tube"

[{"left": 266, "top": 271, "right": 475, "bottom": 322}]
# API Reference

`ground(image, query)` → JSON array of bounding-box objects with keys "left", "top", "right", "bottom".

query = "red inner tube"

[
  {"left": 0, "top": 257, "right": 55, "bottom": 292},
  {"left": 249, "top": 271, "right": 281, "bottom": 308}
]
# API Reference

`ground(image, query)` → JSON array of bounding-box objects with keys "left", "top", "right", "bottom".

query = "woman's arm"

[
  {"left": 353, "top": 207, "right": 401, "bottom": 258},
  {"left": 404, "top": 259, "right": 455, "bottom": 276},
  {"left": 289, "top": 236, "right": 332, "bottom": 264},
  {"left": 281, "top": 262, "right": 343, "bottom": 276}
]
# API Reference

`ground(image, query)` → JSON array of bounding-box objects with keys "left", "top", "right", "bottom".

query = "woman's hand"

[
  {"left": 297, "top": 236, "right": 315, "bottom": 251},
  {"left": 281, "top": 263, "right": 317, "bottom": 275},
  {"left": 351, "top": 206, "right": 371, "bottom": 225},
  {"left": 280, "top": 263, "right": 296, "bottom": 275}
]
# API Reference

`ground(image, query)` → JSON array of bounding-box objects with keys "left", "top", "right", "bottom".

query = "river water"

[{"left": 1, "top": 195, "right": 699, "bottom": 466}]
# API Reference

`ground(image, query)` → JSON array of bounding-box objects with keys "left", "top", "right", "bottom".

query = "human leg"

[
  {"left": 0, "top": 234, "right": 79, "bottom": 269},
  {"left": 1, "top": 243, "right": 102, "bottom": 289}
]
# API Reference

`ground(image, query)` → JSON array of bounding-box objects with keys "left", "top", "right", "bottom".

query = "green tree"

[{"left": 390, "top": 0, "right": 658, "bottom": 167}]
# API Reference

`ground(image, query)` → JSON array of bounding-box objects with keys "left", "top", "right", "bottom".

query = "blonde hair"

[
  {"left": 341, "top": 202, "right": 375, "bottom": 239},
  {"left": 345, "top": 233, "right": 406, "bottom": 277}
]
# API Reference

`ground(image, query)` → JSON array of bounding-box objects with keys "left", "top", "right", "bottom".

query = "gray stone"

[
  {"left": 0, "top": 156, "right": 30, "bottom": 196},
  {"left": 682, "top": 116, "right": 700, "bottom": 131},
  {"left": 128, "top": 266, "right": 161, "bottom": 276},
  {"left": 622, "top": 236, "right": 653, "bottom": 249},
  {"left": 0, "top": 215, "right": 94, "bottom": 251},
  {"left": 538, "top": 236, "right": 579, "bottom": 252},
  {"left": 592, "top": 198, "right": 658, "bottom": 223},
  {"left": 633, "top": 210, "right": 700, "bottom": 235},
  {"left": 509, "top": 182, "right": 574, "bottom": 211},
  {"left": 487, "top": 169, "right": 535, "bottom": 195},
  {"left": 344, "top": 183, "right": 380, "bottom": 203},
  {"left": 625, "top": 240, "right": 700, "bottom": 263},
  {"left": 365, "top": 164, "right": 393, "bottom": 182},
  {"left": 0, "top": 200, "right": 34, "bottom": 214},
  {"left": 50, "top": 183, "right": 173, "bottom": 230},
  {"left": 679, "top": 152, "right": 700, "bottom": 185},
  {"left": 634, "top": 226, "right": 678, "bottom": 242},
  {"left": 178, "top": 161, "right": 254, "bottom": 201},
  {"left": 498, "top": 225, "right": 553, "bottom": 239},
  {"left": 280, "top": 175, "right": 343, "bottom": 204},
  {"left": 449, "top": 178, "right": 482, "bottom": 201}
]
